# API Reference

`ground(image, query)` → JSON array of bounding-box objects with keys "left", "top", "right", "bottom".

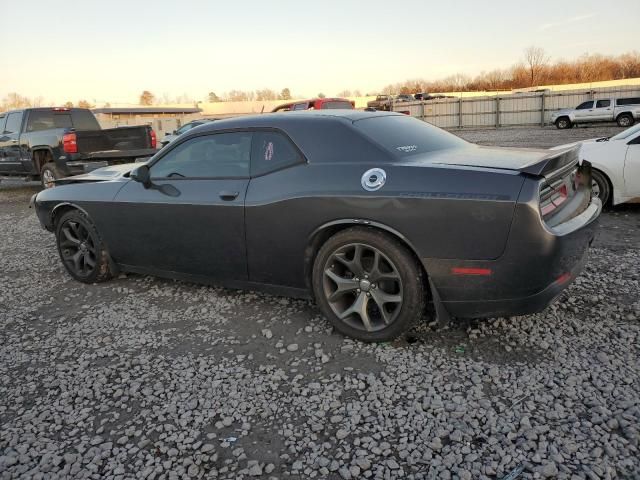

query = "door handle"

[
  {"left": 10, "top": 139, "right": 18, "bottom": 143},
  {"left": 219, "top": 191, "right": 239, "bottom": 201}
]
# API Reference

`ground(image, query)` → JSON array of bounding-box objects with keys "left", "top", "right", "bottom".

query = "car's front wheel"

[
  {"left": 555, "top": 117, "right": 572, "bottom": 129},
  {"left": 312, "top": 228, "right": 425, "bottom": 342},
  {"left": 55, "top": 210, "right": 114, "bottom": 283}
]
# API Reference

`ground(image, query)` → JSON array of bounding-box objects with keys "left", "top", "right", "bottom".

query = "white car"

[{"left": 551, "top": 124, "right": 640, "bottom": 205}]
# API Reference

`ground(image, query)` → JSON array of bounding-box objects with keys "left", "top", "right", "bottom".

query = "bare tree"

[
  {"left": 226, "top": 90, "right": 253, "bottom": 102},
  {"left": 77, "top": 99, "right": 94, "bottom": 109},
  {"left": 1, "top": 92, "right": 32, "bottom": 110},
  {"left": 139, "top": 90, "right": 155, "bottom": 106},
  {"left": 255, "top": 89, "right": 277, "bottom": 101},
  {"left": 524, "top": 46, "right": 549, "bottom": 87}
]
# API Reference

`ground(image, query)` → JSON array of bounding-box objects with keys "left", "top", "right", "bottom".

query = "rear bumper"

[{"left": 424, "top": 195, "right": 601, "bottom": 319}]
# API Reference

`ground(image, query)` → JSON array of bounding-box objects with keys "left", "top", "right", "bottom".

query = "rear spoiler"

[{"left": 519, "top": 146, "right": 580, "bottom": 177}]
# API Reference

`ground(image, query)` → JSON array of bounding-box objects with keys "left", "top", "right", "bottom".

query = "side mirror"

[{"left": 131, "top": 165, "right": 151, "bottom": 188}]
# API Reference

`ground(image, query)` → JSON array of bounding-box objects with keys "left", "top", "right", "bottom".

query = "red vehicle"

[{"left": 272, "top": 97, "right": 355, "bottom": 112}]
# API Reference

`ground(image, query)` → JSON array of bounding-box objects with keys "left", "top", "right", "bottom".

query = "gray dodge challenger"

[{"left": 32, "top": 110, "right": 601, "bottom": 342}]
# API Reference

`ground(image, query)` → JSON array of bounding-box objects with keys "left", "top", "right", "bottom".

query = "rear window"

[
  {"left": 596, "top": 100, "right": 610, "bottom": 108},
  {"left": 70, "top": 110, "right": 100, "bottom": 130},
  {"left": 25, "top": 109, "right": 99, "bottom": 132},
  {"left": 26, "top": 110, "right": 73, "bottom": 131},
  {"left": 320, "top": 101, "right": 353, "bottom": 110},
  {"left": 616, "top": 97, "right": 640, "bottom": 106},
  {"left": 354, "top": 115, "right": 467, "bottom": 156}
]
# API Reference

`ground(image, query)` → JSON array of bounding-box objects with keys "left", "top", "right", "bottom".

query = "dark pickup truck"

[{"left": 0, "top": 107, "right": 157, "bottom": 188}]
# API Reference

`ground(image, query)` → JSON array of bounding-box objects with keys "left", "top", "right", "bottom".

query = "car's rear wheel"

[
  {"left": 555, "top": 117, "right": 572, "bottom": 129},
  {"left": 312, "top": 228, "right": 424, "bottom": 342},
  {"left": 41, "top": 162, "right": 63, "bottom": 189},
  {"left": 55, "top": 210, "right": 114, "bottom": 283},
  {"left": 591, "top": 170, "right": 611, "bottom": 206},
  {"left": 616, "top": 113, "right": 634, "bottom": 128}
]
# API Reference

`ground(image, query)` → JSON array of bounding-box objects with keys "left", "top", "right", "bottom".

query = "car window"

[
  {"left": 4, "top": 112, "right": 24, "bottom": 134},
  {"left": 292, "top": 103, "right": 309, "bottom": 111},
  {"left": 596, "top": 100, "right": 610, "bottom": 108},
  {"left": 177, "top": 123, "right": 196, "bottom": 135},
  {"left": 70, "top": 110, "right": 100, "bottom": 130},
  {"left": 611, "top": 123, "right": 640, "bottom": 140},
  {"left": 0, "top": 114, "right": 6, "bottom": 134},
  {"left": 354, "top": 115, "right": 467, "bottom": 156},
  {"left": 251, "top": 131, "right": 303, "bottom": 176},
  {"left": 576, "top": 101, "right": 594, "bottom": 110},
  {"left": 26, "top": 110, "right": 73, "bottom": 132},
  {"left": 616, "top": 97, "right": 640, "bottom": 106},
  {"left": 151, "top": 132, "right": 251, "bottom": 179},
  {"left": 321, "top": 101, "right": 353, "bottom": 109}
]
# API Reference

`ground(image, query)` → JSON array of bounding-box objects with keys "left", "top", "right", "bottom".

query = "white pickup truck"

[{"left": 550, "top": 96, "right": 640, "bottom": 129}]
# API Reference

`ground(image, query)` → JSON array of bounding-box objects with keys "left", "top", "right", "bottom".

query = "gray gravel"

[
  {"left": 1, "top": 127, "right": 639, "bottom": 479},
  {"left": 456, "top": 125, "right": 626, "bottom": 149}
]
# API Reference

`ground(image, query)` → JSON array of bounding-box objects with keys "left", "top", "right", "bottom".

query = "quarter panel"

[{"left": 245, "top": 163, "right": 524, "bottom": 289}]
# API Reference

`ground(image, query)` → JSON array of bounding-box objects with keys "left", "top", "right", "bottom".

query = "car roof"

[{"left": 192, "top": 109, "right": 403, "bottom": 133}]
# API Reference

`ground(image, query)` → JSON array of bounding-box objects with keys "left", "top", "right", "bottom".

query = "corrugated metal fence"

[{"left": 395, "top": 85, "right": 640, "bottom": 128}]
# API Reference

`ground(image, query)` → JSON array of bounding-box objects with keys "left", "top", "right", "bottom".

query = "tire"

[
  {"left": 616, "top": 114, "right": 634, "bottom": 128},
  {"left": 55, "top": 210, "right": 114, "bottom": 284},
  {"left": 40, "top": 162, "right": 64, "bottom": 189},
  {"left": 591, "top": 170, "right": 611, "bottom": 206},
  {"left": 555, "top": 117, "right": 572, "bottom": 129},
  {"left": 312, "top": 227, "right": 425, "bottom": 342}
]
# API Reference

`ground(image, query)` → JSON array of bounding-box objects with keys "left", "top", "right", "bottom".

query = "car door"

[
  {"left": 245, "top": 129, "right": 307, "bottom": 287},
  {"left": 573, "top": 101, "right": 595, "bottom": 122},
  {"left": 0, "top": 111, "right": 25, "bottom": 173},
  {"left": 106, "top": 131, "right": 252, "bottom": 281},
  {"left": 593, "top": 99, "right": 613, "bottom": 121},
  {"left": 624, "top": 133, "right": 640, "bottom": 195}
]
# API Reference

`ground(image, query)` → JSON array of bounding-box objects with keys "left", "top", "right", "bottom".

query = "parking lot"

[{"left": 1, "top": 126, "right": 638, "bottom": 479}]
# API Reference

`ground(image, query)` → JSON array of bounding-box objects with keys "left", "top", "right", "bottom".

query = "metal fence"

[{"left": 394, "top": 85, "right": 640, "bottom": 129}]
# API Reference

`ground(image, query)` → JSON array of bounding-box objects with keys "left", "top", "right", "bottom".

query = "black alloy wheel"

[
  {"left": 55, "top": 210, "right": 114, "bottom": 283},
  {"left": 313, "top": 228, "right": 425, "bottom": 342},
  {"left": 323, "top": 243, "right": 403, "bottom": 332}
]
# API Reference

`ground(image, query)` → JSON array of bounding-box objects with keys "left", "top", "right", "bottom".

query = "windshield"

[
  {"left": 611, "top": 123, "right": 640, "bottom": 140},
  {"left": 354, "top": 115, "right": 468, "bottom": 156}
]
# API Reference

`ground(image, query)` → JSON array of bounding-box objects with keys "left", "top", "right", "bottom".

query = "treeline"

[
  {"left": 138, "top": 88, "right": 297, "bottom": 105},
  {"left": 1, "top": 92, "right": 98, "bottom": 111},
  {"left": 381, "top": 49, "right": 640, "bottom": 94}
]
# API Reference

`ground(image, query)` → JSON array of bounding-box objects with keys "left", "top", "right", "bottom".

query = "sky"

[{"left": 1, "top": 0, "right": 639, "bottom": 105}]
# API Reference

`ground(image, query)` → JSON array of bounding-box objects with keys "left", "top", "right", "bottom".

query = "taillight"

[
  {"left": 63, "top": 133, "right": 77, "bottom": 153},
  {"left": 540, "top": 179, "right": 569, "bottom": 218},
  {"left": 150, "top": 129, "right": 157, "bottom": 149}
]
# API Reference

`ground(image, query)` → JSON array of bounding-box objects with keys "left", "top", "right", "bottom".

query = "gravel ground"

[
  {"left": 1, "top": 127, "right": 639, "bottom": 479},
  {"left": 456, "top": 125, "right": 626, "bottom": 149}
]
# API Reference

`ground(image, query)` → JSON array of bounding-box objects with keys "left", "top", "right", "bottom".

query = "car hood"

[
  {"left": 401, "top": 145, "right": 578, "bottom": 176},
  {"left": 549, "top": 137, "right": 611, "bottom": 151},
  {"left": 56, "top": 163, "right": 140, "bottom": 185}
]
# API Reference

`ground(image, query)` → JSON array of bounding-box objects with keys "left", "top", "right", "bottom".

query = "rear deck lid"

[{"left": 401, "top": 144, "right": 579, "bottom": 177}]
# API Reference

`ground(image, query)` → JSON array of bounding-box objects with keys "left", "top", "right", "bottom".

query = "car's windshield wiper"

[
  {"left": 596, "top": 136, "right": 610, "bottom": 142},
  {"left": 167, "top": 172, "right": 185, "bottom": 178}
]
